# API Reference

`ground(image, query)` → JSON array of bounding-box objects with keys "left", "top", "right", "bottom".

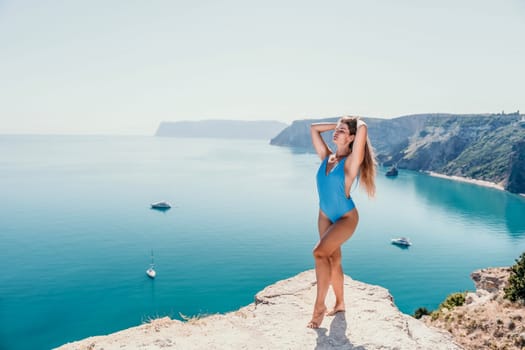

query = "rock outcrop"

[
  {"left": 57, "top": 270, "right": 461, "bottom": 350},
  {"left": 423, "top": 267, "right": 525, "bottom": 350}
]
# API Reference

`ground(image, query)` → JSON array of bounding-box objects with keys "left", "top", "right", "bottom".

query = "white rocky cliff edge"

[{"left": 57, "top": 270, "right": 462, "bottom": 349}]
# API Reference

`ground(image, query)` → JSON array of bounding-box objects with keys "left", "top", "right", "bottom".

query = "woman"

[{"left": 307, "top": 116, "right": 376, "bottom": 329}]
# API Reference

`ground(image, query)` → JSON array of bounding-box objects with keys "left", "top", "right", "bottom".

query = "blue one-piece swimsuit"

[{"left": 316, "top": 156, "right": 356, "bottom": 223}]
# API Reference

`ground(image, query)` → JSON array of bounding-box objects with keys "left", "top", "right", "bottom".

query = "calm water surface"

[{"left": 1, "top": 135, "right": 524, "bottom": 350}]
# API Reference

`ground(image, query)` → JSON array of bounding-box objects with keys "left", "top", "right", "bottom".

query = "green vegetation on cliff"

[
  {"left": 430, "top": 292, "right": 467, "bottom": 320},
  {"left": 504, "top": 252, "right": 525, "bottom": 303}
]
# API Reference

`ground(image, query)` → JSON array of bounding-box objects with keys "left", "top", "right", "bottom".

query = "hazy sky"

[{"left": 1, "top": 1, "right": 524, "bottom": 135}]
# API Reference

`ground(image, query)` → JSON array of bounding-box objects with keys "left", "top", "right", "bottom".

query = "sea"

[{"left": 1, "top": 135, "right": 524, "bottom": 350}]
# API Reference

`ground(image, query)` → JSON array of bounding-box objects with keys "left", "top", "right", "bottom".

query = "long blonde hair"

[{"left": 340, "top": 116, "right": 377, "bottom": 197}]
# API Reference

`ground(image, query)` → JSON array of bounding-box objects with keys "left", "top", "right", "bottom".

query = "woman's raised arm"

[
  {"left": 310, "top": 123, "right": 336, "bottom": 160},
  {"left": 345, "top": 122, "right": 368, "bottom": 194}
]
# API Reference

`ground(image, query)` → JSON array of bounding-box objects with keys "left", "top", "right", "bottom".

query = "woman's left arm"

[{"left": 345, "top": 121, "right": 368, "bottom": 195}]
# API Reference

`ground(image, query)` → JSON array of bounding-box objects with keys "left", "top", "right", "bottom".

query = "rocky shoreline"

[{"left": 57, "top": 270, "right": 461, "bottom": 350}]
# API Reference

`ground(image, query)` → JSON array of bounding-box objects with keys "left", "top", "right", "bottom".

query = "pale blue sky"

[{"left": 1, "top": 0, "right": 524, "bottom": 134}]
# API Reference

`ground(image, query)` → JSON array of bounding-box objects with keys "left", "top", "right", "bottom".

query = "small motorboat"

[
  {"left": 391, "top": 237, "right": 412, "bottom": 246},
  {"left": 146, "top": 250, "right": 156, "bottom": 279},
  {"left": 386, "top": 166, "right": 399, "bottom": 177},
  {"left": 151, "top": 201, "right": 171, "bottom": 210}
]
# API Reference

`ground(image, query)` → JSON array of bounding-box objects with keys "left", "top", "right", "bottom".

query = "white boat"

[
  {"left": 146, "top": 266, "right": 156, "bottom": 279},
  {"left": 391, "top": 237, "right": 412, "bottom": 246},
  {"left": 146, "top": 251, "right": 156, "bottom": 279},
  {"left": 151, "top": 201, "right": 171, "bottom": 209}
]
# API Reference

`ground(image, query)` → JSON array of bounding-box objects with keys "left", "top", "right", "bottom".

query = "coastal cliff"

[
  {"left": 270, "top": 113, "right": 525, "bottom": 194},
  {"left": 57, "top": 270, "right": 461, "bottom": 350}
]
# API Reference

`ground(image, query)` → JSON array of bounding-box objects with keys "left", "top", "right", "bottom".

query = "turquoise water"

[{"left": 1, "top": 135, "right": 524, "bottom": 350}]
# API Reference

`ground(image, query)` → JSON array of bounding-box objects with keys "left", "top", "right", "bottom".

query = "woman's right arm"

[{"left": 310, "top": 123, "right": 336, "bottom": 160}]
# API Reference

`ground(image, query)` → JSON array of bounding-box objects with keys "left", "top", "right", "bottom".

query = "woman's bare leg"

[
  {"left": 316, "top": 212, "right": 344, "bottom": 315},
  {"left": 317, "top": 211, "right": 351, "bottom": 316},
  {"left": 307, "top": 210, "right": 358, "bottom": 328},
  {"left": 326, "top": 247, "right": 346, "bottom": 315}
]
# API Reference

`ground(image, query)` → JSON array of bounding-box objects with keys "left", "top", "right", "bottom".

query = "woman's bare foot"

[
  {"left": 326, "top": 303, "right": 345, "bottom": 316},
  {"left": 307, "top": 305, "right": 327, "bottom": 329}
]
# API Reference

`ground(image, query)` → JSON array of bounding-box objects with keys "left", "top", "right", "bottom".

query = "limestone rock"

[{"left": 470, "top": 267, "right": 511, "bottom": 293}]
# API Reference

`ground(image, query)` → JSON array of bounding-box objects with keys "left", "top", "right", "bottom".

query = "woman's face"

[{"left": 333, "top": 122, "right": 354, "bottom": 144}]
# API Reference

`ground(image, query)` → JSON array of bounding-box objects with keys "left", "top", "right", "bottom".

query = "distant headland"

[{"left": 155, "top": 120, "right": 288, "bottom": 140}]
